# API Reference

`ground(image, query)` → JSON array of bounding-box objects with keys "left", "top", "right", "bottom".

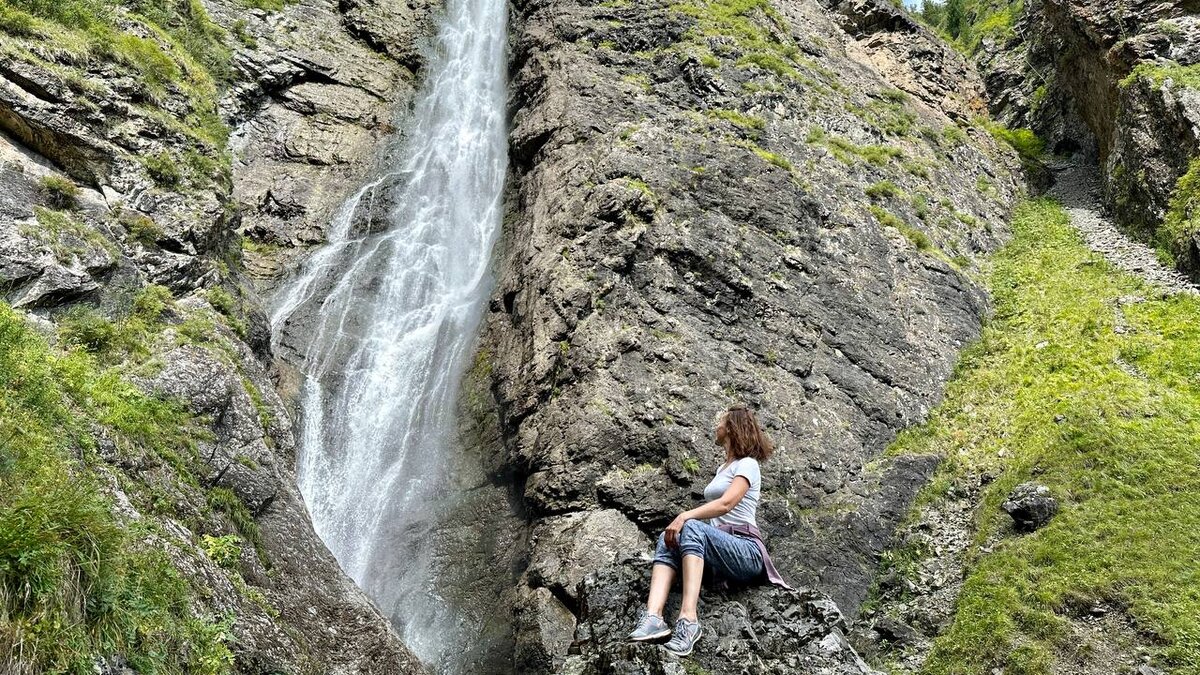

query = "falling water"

[{"left": 268, "top": 0, "right": 508, "bottom": 667}]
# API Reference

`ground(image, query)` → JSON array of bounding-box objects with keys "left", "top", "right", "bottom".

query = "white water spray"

[{"left": 269, "top": 0, "right": 508, "bottom": 666}]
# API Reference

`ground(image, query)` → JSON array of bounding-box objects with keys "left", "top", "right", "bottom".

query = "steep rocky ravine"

[
  {"left": 0, "top": 0, "right": 1029, "bottom": 673},
  {"left": 973, "top": 0, "right": 1200, "bottom": 274}
]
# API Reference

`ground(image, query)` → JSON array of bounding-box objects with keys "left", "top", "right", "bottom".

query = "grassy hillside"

[
  {"left": 889, "top": 199, "right": 1200, "bottom": 674},
  {"left": 0, "top": 295, "right": 245, "bottom": 673}
]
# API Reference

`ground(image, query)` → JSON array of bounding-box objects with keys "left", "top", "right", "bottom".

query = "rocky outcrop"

[
  {"left": 563, "top": 559, "right": 880, "bottom": 674},
  {"left": 975, "top": 0, "right": 1200, "bottom": 270},
  {"left": 0, "top": 0, "right": 437, "bottom": 670},
  {"left": 215, "top": 0, "right": 437, "bottom": 286},
  {"left": 471, "top": 0, "right": 1022, "bottom": 668}
]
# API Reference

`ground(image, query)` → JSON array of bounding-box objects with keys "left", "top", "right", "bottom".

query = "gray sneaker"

[
  {"left": 663, "top": 618, "right": 702, "bottom": 657},
  {"left": 628, "top": 610, "right": 672, "bottom": 642}
]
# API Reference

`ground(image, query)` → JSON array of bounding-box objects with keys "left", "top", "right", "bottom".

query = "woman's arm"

[{"left": 664, "top": 476, "right": 750, "bottom": 548}]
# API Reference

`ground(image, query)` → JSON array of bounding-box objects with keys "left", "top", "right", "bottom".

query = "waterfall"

[{"left": 268, "top": 0, "right": 509, "bottom": 667}]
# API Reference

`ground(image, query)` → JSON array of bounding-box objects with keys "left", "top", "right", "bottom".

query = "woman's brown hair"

[{"left": 722, "top": 404, "right": 774, "bottom": 461}]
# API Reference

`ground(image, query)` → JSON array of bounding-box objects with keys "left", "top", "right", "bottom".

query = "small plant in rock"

[
  {"left": 231, "top": 19, "right": 256, "bottom": 47},
  {"left": 38, "top": 175, "right": 80, "bottom": 209},
  {"left": 865, "top": 180, "right": 903, "bottom": 200},
  {"left": 143, "top": 151, "right": 183, "bottom": 188},
  {"left": 912, "top": 195, "right": 932, "bottom": 221},
  {"left": 208, "top": 487, "right": 267, "bottom": 566},
  {"left": 200, "top": 534, "right": 243, "bottom": 569},
  {"left": 707, "top": 108, "right": 766, "bottom": 131},
  {"left": 204, "top": 287, "right": 248, "bottom": 338},
  {"left": 121, "top": 211, "right": 164, "bottom": 245},
  {"left": 871, "top": 205, "right": 933, "bottom": 252},
  {"left": 741, "top": 141, "right": 792, "bottom": 171}
]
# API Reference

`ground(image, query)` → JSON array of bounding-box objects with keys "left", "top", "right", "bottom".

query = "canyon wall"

[
  {"left": 474, "top": 0, "right": 1022, "bottom": 670},
  {"left": 976, "top": 0, "right": 1200, "bottom": 271},
  {"left": 0, "top": 0, "right": 437, "bottom": 670}
]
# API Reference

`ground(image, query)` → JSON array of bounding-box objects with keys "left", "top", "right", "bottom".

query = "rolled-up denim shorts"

[{"left": 653, "top": 520, "right": 764, "bottom": 583}]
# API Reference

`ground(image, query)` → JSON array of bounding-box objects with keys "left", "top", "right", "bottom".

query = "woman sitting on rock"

[{"left": 627, "top": 403, "right": 790, "bottom": 657}]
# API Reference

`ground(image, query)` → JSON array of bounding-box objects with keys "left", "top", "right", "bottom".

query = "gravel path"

[{"left": 1048, "top": 161, "right": 1199, "bottom": 296}]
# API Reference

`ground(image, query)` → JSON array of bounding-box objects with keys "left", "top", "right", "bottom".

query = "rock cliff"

[
  {"left": 974, "top": 0, "right": 1200, "bottom": 273},
  {"left": 2, "top": 0, "right": 1025, "bottom": 671},
  {"left": 0, "top": 0, "right": 434, "bottom": 671},
  {"left": 473, "top": 0, "right": 1021, "bottom": 669}
]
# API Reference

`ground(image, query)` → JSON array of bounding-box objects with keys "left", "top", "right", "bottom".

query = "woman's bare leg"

[
  {"left": 646, "top": 563, "right": 675, "bottom": 617},
  {"left": 678, "top": 554, "right": 704, "bottom": 622}
]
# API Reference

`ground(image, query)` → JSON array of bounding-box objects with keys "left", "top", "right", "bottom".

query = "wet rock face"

[
  {"left": 563, "top": 559, "right": 881, "bottom": 674},
  {"left": 477, "top": 0, "right": 1021, "bottom": 668},
  {"left": 975, "top": 0, "right": 1200, "bottom": 267}
]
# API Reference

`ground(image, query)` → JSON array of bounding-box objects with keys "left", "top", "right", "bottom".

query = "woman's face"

[{"left": 714, "top": 416, "right": 728, "bottom": 447}]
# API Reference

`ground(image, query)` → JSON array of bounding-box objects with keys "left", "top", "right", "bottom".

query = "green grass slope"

[
  {"left": 0, "top": 299, "right": 237, "bottom": 674},
  {"left": 890, "top": 199, "right": 1200, "bottom": 674}
]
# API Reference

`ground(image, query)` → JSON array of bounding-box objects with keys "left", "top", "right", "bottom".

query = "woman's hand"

[{"left": 664, "top": 513, "right": 690, "bottom": 548}]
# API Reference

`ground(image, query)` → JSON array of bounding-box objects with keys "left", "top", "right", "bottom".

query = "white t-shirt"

[{"left": 703, "top": 457, "right": 761, "bottom": 528}]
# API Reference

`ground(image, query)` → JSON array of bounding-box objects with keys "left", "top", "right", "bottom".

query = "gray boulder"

[{"left": 1001, "top": 482, "right": 1059, "bottom": 532}]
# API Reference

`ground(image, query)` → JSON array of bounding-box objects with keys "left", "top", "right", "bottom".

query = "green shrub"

[
  {"left": 1121, "top": 60, "right": 1200, "bottom": 91},
  {"left": 942, "top": 124, "right": 968, "bottom": 145},
  {"left": 37, "top": 175, "right": 79, "bottom": 210},
  {"left": 0, "top": 2, "right": 37, "bottom": 34},
  {"left": 132, "top": 284, "right": 173, "bottom": 322},
  {"left": 57, "top": 285, "right": 172, "bottom": 362},
  {"left": 1, "top": 0, "right": 109, "bottom": 29},
  {"left": 865, "top": 180, "right": 903, "bottom": 200},
  {"left": 110, "top": 32, "right": 180, "bottom": 87},
  {"left": 200, "top": 534, "right": 242, "bottom": 569},
  {"left": 128, "top": 0, "right": 231, "bottom": 81},
  {"left": 986, "top": 122, "right": 1045, "bottom": 162},
  {"left": 121, "top": 211, "right": 164, "bottom": 245},
  {"left": 58, "top": 306, "right": 119, "bottom": 353},
  {"left": 183, "top": 148, "right": 229, "bottom": 189},
  {"left": 142, "top": 151, "right": 183, "bottom": 188},
  {"left": 912, "top": 194, "right": 932, "bottom": 221}
]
